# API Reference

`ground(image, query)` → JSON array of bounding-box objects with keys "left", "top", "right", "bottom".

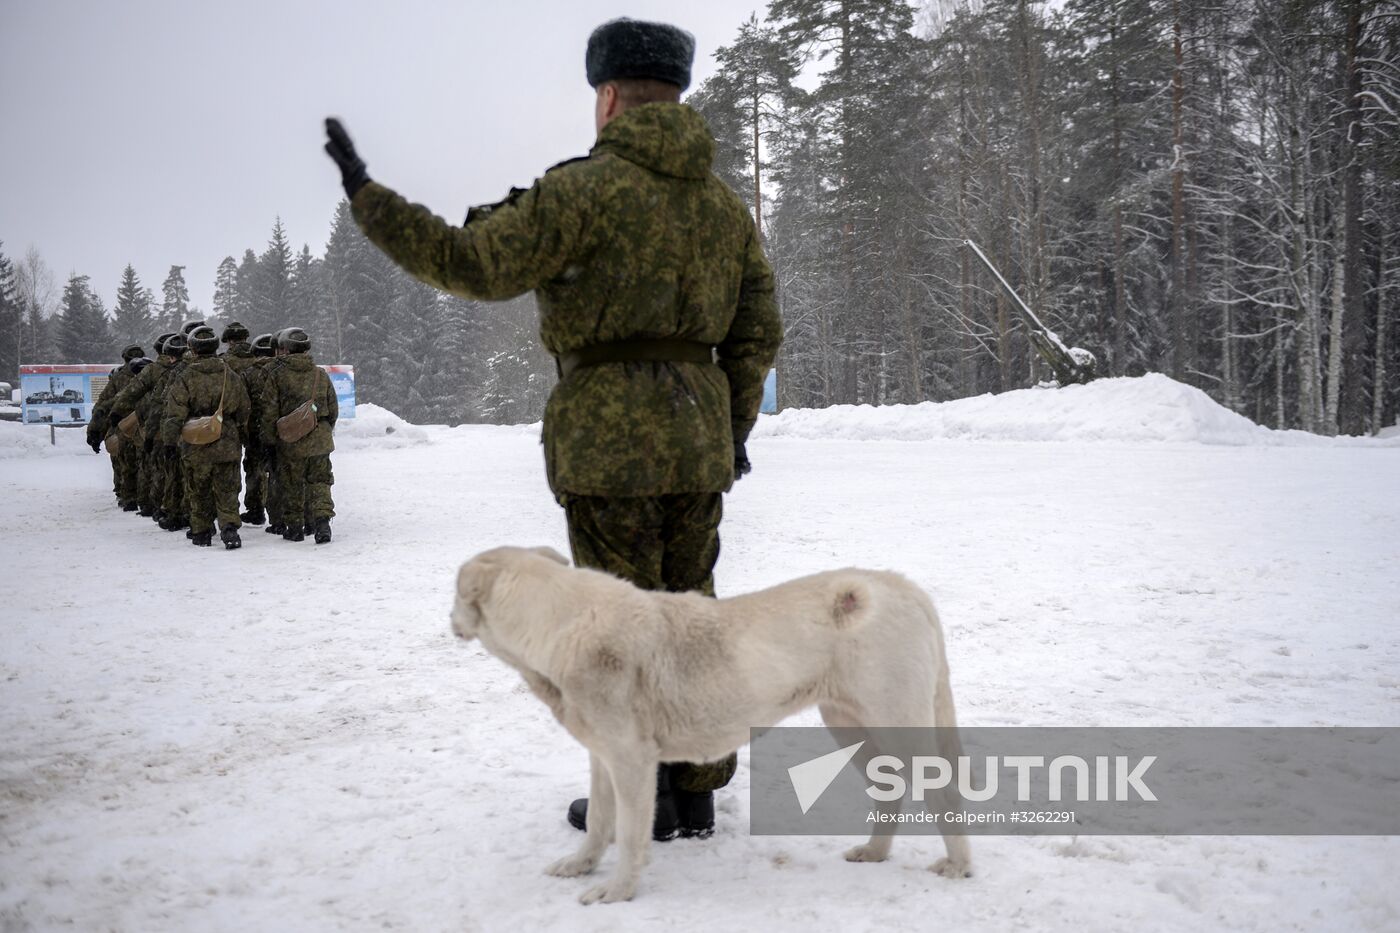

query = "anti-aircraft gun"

[{"left": 964, "top": 240, "right": 1097, "bottom": 386}]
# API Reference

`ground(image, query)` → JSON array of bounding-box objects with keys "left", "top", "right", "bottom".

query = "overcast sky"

[{"left": 0, "top": 0, "right": 777, "bottom": 317}]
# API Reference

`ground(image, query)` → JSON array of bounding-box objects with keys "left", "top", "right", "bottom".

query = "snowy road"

[{"left": 2, "top": 401, "right": 1398, "bottom": 931}]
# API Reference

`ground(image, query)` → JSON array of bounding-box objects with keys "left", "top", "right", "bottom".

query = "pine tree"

[
  {"left": 324, "top": 200, "right": 397, "bottom": 406},
  {"left": 212, "top": 256, "right": 239, "bottom": 325},
  {"left": 57, "top": 274, "right": 112, "bottom": 363},
  {"left": 111, "top": 264, "right": 154, "bottom": 351},
  {"left": 249, "top": 218, "right": 293, "bottom": 336},
  {"left": 160, "top": 265, "right": 191, "bottom": 333},
  {"left": 0, "top": 242, "right": 18, "bottom": 381}
]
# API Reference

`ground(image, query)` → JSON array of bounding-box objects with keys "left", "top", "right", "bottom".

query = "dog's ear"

[
  {"left": 451, "top": 557, "right": 497, "bottom": 640},
  {"left": 531, "top": 546, "right": 570, "bottom": 566},
  {"left": 457, "top": 557, "right": 497, "bottom": 603}
]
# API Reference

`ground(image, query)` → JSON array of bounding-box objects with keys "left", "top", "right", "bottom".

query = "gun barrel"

[{"left": 963, "top": 239, "right": 1049, "bottom": 332}]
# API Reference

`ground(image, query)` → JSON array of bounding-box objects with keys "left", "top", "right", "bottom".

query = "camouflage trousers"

[
  {"left": 243, "top": 441, "right": 266, "bottom": 512},
  {"left": 111, "top": 440, "right": 140, "bottom": 504},
  {"left": 183, "top": 459, "right": 242, "bottom": 534},
  {"left": 560, "top": 492, "right": 735, "bottom": 793},
  {"left": 277, "top": 454, "right": 334, "bottom": 524},
  {"left": 138, "top": 443, "right": 163, "bottom": 512},
  {"left": 162, "top": 447, "right": 189, "bottom": 520}
]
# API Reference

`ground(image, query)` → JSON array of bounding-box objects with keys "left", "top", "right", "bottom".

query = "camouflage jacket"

[
  {"left": 241, "top": 357, "right": 279, "bottom": 445},
  {"left": 87, "top": 361, "right": 138, "bottom": 444},
  {"left": 160, "top": 356, "right": 250, "bottom": 463},
  {"left": 221, "top": 342, "right": 258, "bottom": 376},
  {"left": 110, "top": 356, "right": 175, "bottom": 430},
  {"left": 351, "top": 102, "right": 782, "bottom": 497},
  {"left": 259, "top": 353, "right": 337, "bottom": 457}
]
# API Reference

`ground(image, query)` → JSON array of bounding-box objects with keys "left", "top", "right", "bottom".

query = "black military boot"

[
  {"left": 673, "top": 788, "right": 716, "bottom": 838},
  {"left": 220, "top": 525, "right": 242, "bottom": 550},
  {"left": 283, "top": 525, "right": 305, "bottom": 542},
  {"left": 159, "top": 514, "right": 187, "bottom": 532},
  {"left": 313, "top": 517, "right": 332, "bottom": 545},
  {"left": 568, "top": 765, "right": 679, "bottom": 842},
  {"left": 139, "top": 504, "right": 155, "bottom": 518},
  {"left": 265, "top": 522, "right": 285, "bottom": 535},
  {"left": 122, "top": 501, "right": 139, "bottom": 512},
  {"left": 190, "top": 530, "right": 213, "bottom": 547},
  {"left": 240, "top": 507, "right": 265, "bottom": 525}
]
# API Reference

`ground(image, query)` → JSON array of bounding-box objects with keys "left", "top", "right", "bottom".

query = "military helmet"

[
  {"left": 162, "top": 333, "right": 188, "bottom": 357},
  {"left": 188, "top": 326, "right": 220, "bottom": 355},
  {"left": 153, "top": 332, "right": 176, "bottom": 355},
  {"left": 278, "top": 326, "right": 311, "bottom": 353},
  {"left": 181, "top": 319, "right": 205, "bottom": 336},
  {"left": 221, "top": 321, "right": 250, "bottom": 343},
  {"left": 121, "top": 344, "right": 144, "bottom": 362},
  {"left": 252, "top": 333, "right": 275, "bottom": 357}
]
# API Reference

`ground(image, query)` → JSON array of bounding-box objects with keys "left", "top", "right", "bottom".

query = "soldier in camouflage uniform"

[
  {"left": 110, "top": 333, "right": 186, "bottom": 524},
  {"left": 259, "top": 327, "right": 337, "bottom": 544},
  {"left": 219, "top": 321, "right": 263, "bottom": 524},
  {"left": 87, "top": 344, "right": 147, "bottom": 509},
  {"left": 162, "top": 326, "right": 251, "bottom": 549},
  {"left": 323, "top": 18, "right": 782, "bottom": 837},
  {"left": 242, "top": 333, "right": 278, "bottom": 527}
]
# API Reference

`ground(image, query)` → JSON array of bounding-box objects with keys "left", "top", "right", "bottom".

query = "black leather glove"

[
  {"left": 89, "top": 436, "right": 102, "bottom": 454},
  {"left": 324, "top": 118, "right": 370, "bottom": 199},
  {"left": 733, "top": 440, "right": 752, "bottom": 480}
]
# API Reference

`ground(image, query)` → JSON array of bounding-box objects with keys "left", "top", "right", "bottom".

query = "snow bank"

[
  {"left": 0, "top": 420, "right": 90, "bottom": 459},
  {"left": 336, "top": 403, "right": 430, "bottom": 449},
  {"left": 753, "top": 374, "right": 1400, "bottom": 447}
]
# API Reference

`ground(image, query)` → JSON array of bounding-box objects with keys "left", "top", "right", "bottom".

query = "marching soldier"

[
  {"left": 161, "top": 326, "right": 251, "bottom": 549},
  {"left": 260, "top": 327, "right": 337, "bottom": 544},
  {"left": 87, "top": 343, "right": 147, "bottom": 509},
  {"left": 241, "top": 332, "right": 278, "bottom": 527}
]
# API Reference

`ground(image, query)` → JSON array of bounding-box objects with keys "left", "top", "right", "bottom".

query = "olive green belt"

[{"left": 557, "top": 338, "right": 717, "bottom": 378}]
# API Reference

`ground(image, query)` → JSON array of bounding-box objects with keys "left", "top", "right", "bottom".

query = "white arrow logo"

[{"left": 788, "top": 741, "right": 865, "bottom": 814}]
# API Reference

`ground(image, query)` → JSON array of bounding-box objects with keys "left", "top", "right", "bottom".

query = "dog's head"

[{"left": 450, "top": 545, "right": 569, "bottom": 641}]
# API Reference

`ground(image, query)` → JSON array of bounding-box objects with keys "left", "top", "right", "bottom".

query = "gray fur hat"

[{"left": 586, "top": 18, "right": 695, "bottom": 91}]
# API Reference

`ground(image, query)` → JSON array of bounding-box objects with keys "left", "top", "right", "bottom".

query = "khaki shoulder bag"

[
  {"left": 180, "top": 364, "right": 228, "bottom": 446},
  {"left": 117, "top": 410, "right": 140, "bottom": 437},
  {"left": 275, "top": 372, "right": 321, "bottom": 444},
  {"left": 103, "top": 432, "right": 122, "bottom": 456}
]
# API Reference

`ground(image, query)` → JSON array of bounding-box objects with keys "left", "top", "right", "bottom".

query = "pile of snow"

[
  {"left": 336, "top": 402, "right": 430, "bottom": 449},
  {"left": 0, "top": 421, "right": 90, "bottom": 459},
  {"left": 753, "top": 374, "right": 1400, "bottom": 447}
]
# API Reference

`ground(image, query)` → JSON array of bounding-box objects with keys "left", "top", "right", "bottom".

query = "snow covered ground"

[{"left": 2, "top": 379, "right": 1398, "bottom": 932}]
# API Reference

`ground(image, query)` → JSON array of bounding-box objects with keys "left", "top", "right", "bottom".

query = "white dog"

[{"left": 451, "top": 545, "right": 972, "bottom": 904}]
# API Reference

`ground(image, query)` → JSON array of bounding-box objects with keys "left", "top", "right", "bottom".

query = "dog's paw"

[
  {"left": 545, "top": 853, "right": 599, "bottom": 878},
  {"left": 843, "top": 843, "right": 889, "bottom": 863},
  {"left": 579, "top": 877, "right": 636, "bottom": 905},
  {"left": 930, "top": 857, "right": 972, "bottom": 878}
]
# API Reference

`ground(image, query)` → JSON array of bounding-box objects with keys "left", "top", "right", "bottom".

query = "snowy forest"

[{"left": 1, "top": 0, "right": 1397, "bottom": 435}]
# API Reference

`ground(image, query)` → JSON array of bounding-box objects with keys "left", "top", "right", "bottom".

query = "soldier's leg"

[
  {"left": 265, "top": 452, "right": 285, "bottom": 528},
  {"left": 142, "top": 444, "right": 162, "bottom": 516},
  {"left": 109, "top": 446, "right": 122, "bottom": 501},
  {"left": 279, "top": 455, "right": 308, "bottom": 540},
  {"left": 160, "top": 448, "right": 187, "bottom": 529},
  {"left": 118, "top": 443, "right": 140, "bottom": 507},
  {"left": 213, "top": 460, "right": 242, "bottom": 549},
  {"left": 242, "top": 442, "right": 264, "bottom": 516},
  {"left": 306, "top": 454, "right": 335, "bottom": 519},
  {"left": 561, "top": 495, "right": 667, "bottom": 590},
  {"left": 185, "top": 461, "right": 216, "bottom": 534},
  {"left": 657, "top": 492, "right": 735, "bottom": 796}
]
